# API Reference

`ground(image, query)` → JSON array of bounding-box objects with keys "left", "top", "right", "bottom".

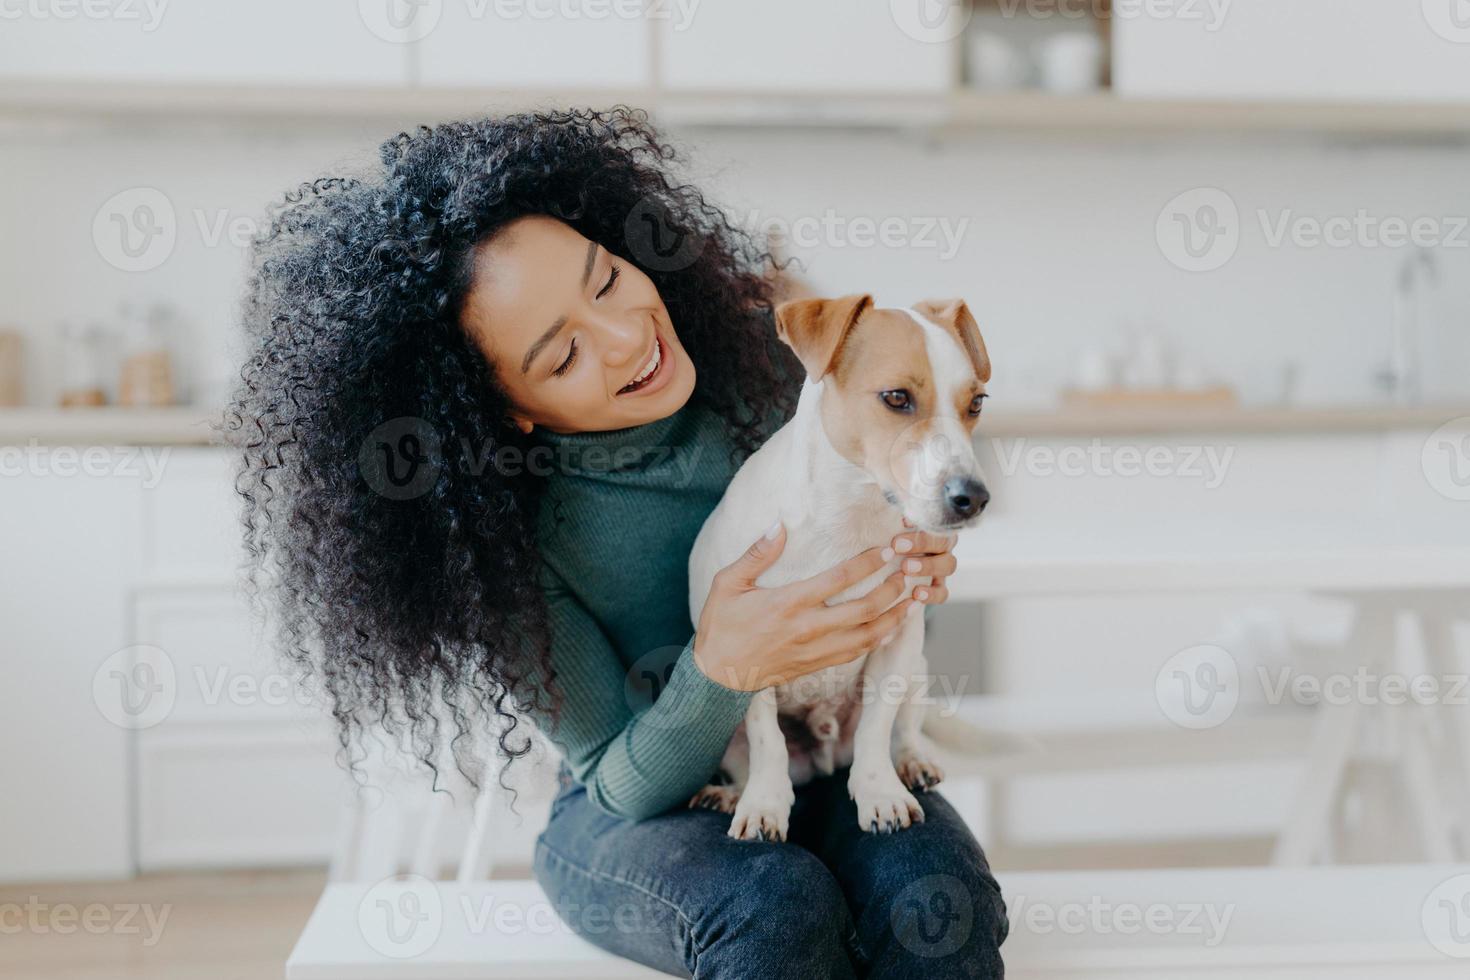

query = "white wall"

[{"left": 3, "top": 119, "right": 1468, "bottom": 409}]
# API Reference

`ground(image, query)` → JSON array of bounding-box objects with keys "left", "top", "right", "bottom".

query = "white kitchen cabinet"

[
  {"left": 0, "top": 446, "right": 342, "bottom": 882},
  {"left": 417, "top": 0, "right": 652, "bottom": 88},
  {"left": 0, "top": 1, "right": 407, "bottom": 85},
  {"left": 0, "top": 465, "right": 138, "bottom": 881},
  {"left": 1113, "top": 1, "right": 1470, "bottom": 102},
  {"left": 657, "top": 0, "right": 954, "bottom": 93}
]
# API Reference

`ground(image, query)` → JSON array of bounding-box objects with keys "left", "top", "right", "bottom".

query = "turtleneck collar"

[{"left": 531, "top": 403, "right": 695, "bottom": 476}]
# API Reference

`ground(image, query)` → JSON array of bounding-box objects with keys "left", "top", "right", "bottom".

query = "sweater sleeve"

[{"left": 528, "top": 573, "right": 753, "bottom": 821}]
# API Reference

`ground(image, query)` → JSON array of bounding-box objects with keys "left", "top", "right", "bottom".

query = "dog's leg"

[
  {"left": 848, "top": 611, "right": 926, "bottom": 833},
  {"left": 728, "top": 689, "right": 795, "bottom": 841},
  {"left": 893, "top": 657, "right": 945, "bottom": 793},
  {"left": 689, "top": 724, "right": 748, "bottom": 814}
]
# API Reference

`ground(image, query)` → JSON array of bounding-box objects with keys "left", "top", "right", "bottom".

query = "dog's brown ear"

[
  {"left": 915, "top": 298, "right": 991, "bottom": 383},
  {"left": 775, "top": 294, "right": 873, "bottom": 381}
]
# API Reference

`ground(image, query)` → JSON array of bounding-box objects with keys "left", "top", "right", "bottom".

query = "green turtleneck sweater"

[{"left": 530, "top": 403, "right": 755, "bottom": 820}]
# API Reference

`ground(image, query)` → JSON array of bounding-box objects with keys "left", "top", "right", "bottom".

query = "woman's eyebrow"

[{"left": 519, "top": 240, "right": 600, "bottom": 375}]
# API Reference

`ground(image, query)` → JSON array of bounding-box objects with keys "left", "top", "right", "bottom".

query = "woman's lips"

[{"left": 616, "top": 335, "right": 674, "bottom": 397}]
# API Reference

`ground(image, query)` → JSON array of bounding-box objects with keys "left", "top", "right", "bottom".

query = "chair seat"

[
  {"left": 288, "top": 866, "right": 1466, "bottom": 979},
  {"left": 287, "top": 879, "right": 666, "bottom": 979}
]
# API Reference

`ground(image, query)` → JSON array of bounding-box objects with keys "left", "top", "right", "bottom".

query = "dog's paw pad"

[
  {"left": 728, "top": 790, "right": 794, "bottom": 843},
  {"left": 852, "top": 782, "right": 924, "bottom": 834},
  {"left": 897, "top": 757, "right": 945, "bottom": 793},
  {"left": 688, "top": 785, "right": 740, "bottom": 813}
]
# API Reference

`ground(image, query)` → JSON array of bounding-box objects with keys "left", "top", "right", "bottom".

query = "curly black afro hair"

[{"left": 222, "top": 107, "right": 798, "bottom": 788}]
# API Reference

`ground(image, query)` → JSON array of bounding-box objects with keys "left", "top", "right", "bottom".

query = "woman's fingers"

[
  {"left": 895, "top": 552, "right": 957, "bottom": 580},
  {"left": 803, "top": 599, "right": 916, "bottom": 668},
  {"left": 785, "top": 546, "right": 888, "bottom": 605},
  {"left": 812, "top": 571, "right": 907, "bottom": 629},
  {"left": 892, "top": 529, "right": 957, "bottom": 557},
  {"left": 912, "top": 581, "right": 949, "bottom": 605}
]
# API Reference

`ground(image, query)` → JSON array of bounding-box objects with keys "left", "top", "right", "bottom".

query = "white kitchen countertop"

[{"left": 3, "top": 403, "right": 1466, "bottom": 446}]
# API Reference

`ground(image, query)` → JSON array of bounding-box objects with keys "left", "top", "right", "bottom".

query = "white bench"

[
  {"left": 285, "top": 737, "right": 1470, "bottom": 978},
  {"left": 288, "top": 865, "right": 1470, "bottom": 978}
]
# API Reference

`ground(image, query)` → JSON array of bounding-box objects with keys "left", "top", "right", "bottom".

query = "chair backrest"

[{"left": 328, "top": 724, "right": 560, "bottom": 884}]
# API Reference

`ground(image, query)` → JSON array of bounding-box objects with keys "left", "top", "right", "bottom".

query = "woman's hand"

[
  {"left": 692, "top": 522, "right": 923, "bottom": 692},
  {"left": 893, "top": 518, "right": 958, "bottom": 607}
]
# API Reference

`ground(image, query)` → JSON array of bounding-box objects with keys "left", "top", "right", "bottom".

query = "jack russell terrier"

[{"left": 687, "top": 294, "right": 992, "bottom": 840}]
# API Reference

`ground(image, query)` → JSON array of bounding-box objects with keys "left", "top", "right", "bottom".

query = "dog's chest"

[{"left": 772, "top": 655, "right": 867, "bottom": 714}]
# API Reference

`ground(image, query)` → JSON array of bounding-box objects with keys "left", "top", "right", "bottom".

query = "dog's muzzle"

[{"left": 942, "top": 476, "right": 989, "bottom": 523}]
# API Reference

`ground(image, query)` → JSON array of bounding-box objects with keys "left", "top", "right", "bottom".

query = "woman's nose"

[{"left": 595, "top": 311, "right": 646, "bottom": 365}]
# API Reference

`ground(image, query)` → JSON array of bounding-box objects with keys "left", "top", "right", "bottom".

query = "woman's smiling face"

[{"left": 460, "top": 215, "right": 697, "bottom": 434}]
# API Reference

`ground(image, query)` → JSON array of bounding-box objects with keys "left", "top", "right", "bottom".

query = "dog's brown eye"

[
  {"left": 968, "top": 394, "right": 987, "bottom": 417},
  {"left": 880, "top": 389, "right": 912, "bottom": 411}
]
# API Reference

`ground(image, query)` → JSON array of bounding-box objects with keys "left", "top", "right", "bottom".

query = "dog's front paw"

[
  {"left": 688, "top": 784, "right": 740, "bottom": 813},
  {"left": 850, "top": 771, "right": 924, "bottom": 834},
  {"left": 728, "top": 783, "right": 795, "bottom": 842},
  {"left": 896, "top": 755, "right": 945, "bottom": 793}
]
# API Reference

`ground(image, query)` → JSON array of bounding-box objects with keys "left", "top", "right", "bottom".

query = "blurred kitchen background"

[{"left": 3, "top": 2, "right": 1470, "bottom": 978}]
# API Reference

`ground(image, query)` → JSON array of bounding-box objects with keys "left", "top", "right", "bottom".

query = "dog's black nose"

[{"left": 943, "top": 477, "right": 989, "bottom": 520}]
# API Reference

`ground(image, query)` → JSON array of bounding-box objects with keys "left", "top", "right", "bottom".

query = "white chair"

[{"left": 288, "top": 729, "right": 665, "bottom": 979}]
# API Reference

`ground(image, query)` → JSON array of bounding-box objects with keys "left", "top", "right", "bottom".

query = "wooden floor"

[{"left": 0, "top": 869, "right": 325, "bottom": 980}]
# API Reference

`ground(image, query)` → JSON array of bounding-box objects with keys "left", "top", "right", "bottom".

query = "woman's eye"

[
  {"left": 968, "top": 394, "right": 987, "bottom": 416},
  {"left": 880, "top": 389, "right": 912, "bottom": 411},
  {"left": 553, "top": 339, "right": 579, "bottom": 377},
  {"left": 596, "top": 264, "right": 621, "bottom": 300}
]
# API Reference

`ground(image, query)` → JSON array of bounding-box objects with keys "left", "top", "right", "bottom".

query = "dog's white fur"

[{"left": 687, "top": 305, "right": 988, "bottom": 839}]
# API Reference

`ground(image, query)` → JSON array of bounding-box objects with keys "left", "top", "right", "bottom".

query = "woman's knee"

[
  {"left": 695, "top": 846, "right": 858, "bottom": 979},
  {"left": 879, "top": 864, "right": 1008, "bottom": 977},
  {"left": 837, "top": 802, "right": 1009, "bottom": 977}
]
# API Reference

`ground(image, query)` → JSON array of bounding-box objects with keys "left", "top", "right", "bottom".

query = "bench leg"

[{"left": 1273, "top": 603, "right": 1393, "bottom": 866}]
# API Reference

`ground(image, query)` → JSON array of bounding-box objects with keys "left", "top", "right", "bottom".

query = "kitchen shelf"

[
  {"left": 6, "top": 81, "right": 1470, "bottom": 138},
  {"left": 0, "top": 406, "right": 221, "bottom": 446},
  {"left": 4, "top": 403, "right": 1465, "bottom": 447}
]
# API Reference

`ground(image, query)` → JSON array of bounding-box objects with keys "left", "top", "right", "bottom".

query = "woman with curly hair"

[{"left": 225, "top": 107, "right": 1006, "bottom": 978}]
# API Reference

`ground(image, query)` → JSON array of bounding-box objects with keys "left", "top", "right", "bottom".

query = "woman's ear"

[{"left": 509, "top": 415, "right": 534, "bottom": 435}]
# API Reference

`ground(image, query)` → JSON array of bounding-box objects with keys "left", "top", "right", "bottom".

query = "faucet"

[{"left": 1376, "top": 247, "right": 1438, "bottom": 405}]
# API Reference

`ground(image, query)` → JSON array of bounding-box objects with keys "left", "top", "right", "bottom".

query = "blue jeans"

[{"left": 533, "top": 767, "right": 1008, "bottom": 978}]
